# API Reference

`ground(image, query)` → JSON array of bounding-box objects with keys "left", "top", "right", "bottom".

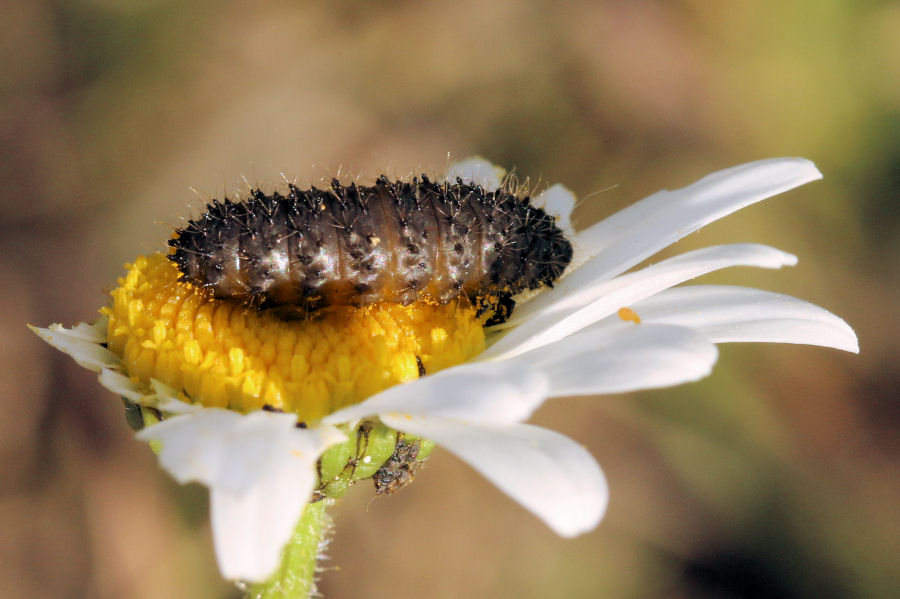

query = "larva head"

[
  {"left": 526, "top": 210, "right": 573, "bottom": 288},
  {"left": 501, "top": 201, "right": 574, "bottom": 292}
]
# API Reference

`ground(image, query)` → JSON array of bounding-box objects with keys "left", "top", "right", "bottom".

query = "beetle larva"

[{"left": 168, "top": 175, "right": 572, "bottom": 324}]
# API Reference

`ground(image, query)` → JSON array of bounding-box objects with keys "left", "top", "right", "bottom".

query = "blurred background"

[{"left": 3, "top": 1, "right": 898, "bottom": 597}]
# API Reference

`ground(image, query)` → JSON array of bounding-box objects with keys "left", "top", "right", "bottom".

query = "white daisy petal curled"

[
  {"left": 30, "top": 323, "right": 121, "bottom": 372},
  {"left": 148, "top": 380, "right": 209, "bottom": 414},
  {"left": 445, "top": 156, "right": 507, "bottom": 191},
  {"left": 511, "top": 324, "right": 719, "bottom": 397},
  {"left": 533, "top": 184, "right": 577, "bottom": 234},
  {"left": 323, "top": 362, "right": 551, "bottom": 426},
  {"left": 137, "top": 409, "right": 345, "bottom": 581},
  {"left": 378, "top": 415, "right": 608, "bottom": 538},
  {"left": 98, "top": 368, "right": 145, "bottom": 403}
]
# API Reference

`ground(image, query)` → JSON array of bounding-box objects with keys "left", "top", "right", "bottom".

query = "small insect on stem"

[{"left": 373, "top": 435, "right": 423, "bottom": 495}]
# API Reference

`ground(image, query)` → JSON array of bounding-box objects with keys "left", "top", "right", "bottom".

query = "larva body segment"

[{"left": 168, "top": 175, "right": 572, "bottom": 323}]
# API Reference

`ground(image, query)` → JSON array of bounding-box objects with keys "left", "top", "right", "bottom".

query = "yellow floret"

[{"left": 102, "top": 254, "right": 486, "bottom": 422}]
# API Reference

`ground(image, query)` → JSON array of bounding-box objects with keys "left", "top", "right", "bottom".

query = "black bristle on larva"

[{"left": 168, "top": 176, "right": 573, "bottom": 324}]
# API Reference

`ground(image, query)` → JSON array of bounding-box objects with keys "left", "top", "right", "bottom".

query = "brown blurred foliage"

[{"left": 3, "top": 1, "right": 898, "bottom": 597}]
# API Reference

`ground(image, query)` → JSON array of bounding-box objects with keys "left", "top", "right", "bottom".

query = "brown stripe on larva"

[{"left": 167, "top": 175, "right": 572, "bottom": 324}]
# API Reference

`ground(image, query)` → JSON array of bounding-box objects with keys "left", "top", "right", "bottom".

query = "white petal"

[
  {"left": 68, "top": 319, "right": 108, "bottom": 342},
  {"left": 571, "top": 158, "right": 820, "bottom": 269},
  {"left": 323, "top": 362, "right": 550, "bottom": 426},
  {"left": 137, "top": 409, "right": 344, "bottom": 492},
  {"left": 98, "top": 368, "right": 147, "bottom": 403},
  {"left": 509, "top": 324, "right": 718, "bottom": 397},
  {"left": 146, "top": 379, "right": 205, "bottom": 414},
  {"left": 208, "top": 458, "right": 314, "bottom": 582},
  {"left": 445, "top": 156, "right": 506, "bottom": 191},
  {"left": 484, "top": 244, "right": 796, "bottom": 360},
  {"left": 137, "top": 410, "right": 345, "bottom": 581},
  {"left": 511, "top": 158, "right": 821, "bottom": 326},
  {"left": 30, "top": 323, "right": 120, "bottom": 372},
  {"left": 533, "top": 184, "right": 576, "bottom": 233},
  {"left": 604, "top": 285, "right": 860, "bottom": 353},
  {"left": 379, "top": 414, "right": 608, "bottom": 537}
]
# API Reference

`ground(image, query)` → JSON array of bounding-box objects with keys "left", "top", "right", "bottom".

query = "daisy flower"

[{"left": 31, "top": 157, "right": 858, "bottom": 596}]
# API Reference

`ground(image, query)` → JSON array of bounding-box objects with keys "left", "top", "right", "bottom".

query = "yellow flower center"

[{"left": 102, "top": 254, "right": 486, "bottom": 422}]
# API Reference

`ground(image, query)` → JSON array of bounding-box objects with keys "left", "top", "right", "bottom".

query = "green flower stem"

[{"left": 247, "top": 499, "right": 329, "bottom": 599}]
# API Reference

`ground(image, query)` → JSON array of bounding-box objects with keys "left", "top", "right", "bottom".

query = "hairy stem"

[{"left": 247, "top": 500, "right": 329, "bottom": 599}]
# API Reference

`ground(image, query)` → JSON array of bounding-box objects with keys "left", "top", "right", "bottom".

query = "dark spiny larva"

[{"left": 168, "top": 175, "right": 572, "bottom": 324}]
